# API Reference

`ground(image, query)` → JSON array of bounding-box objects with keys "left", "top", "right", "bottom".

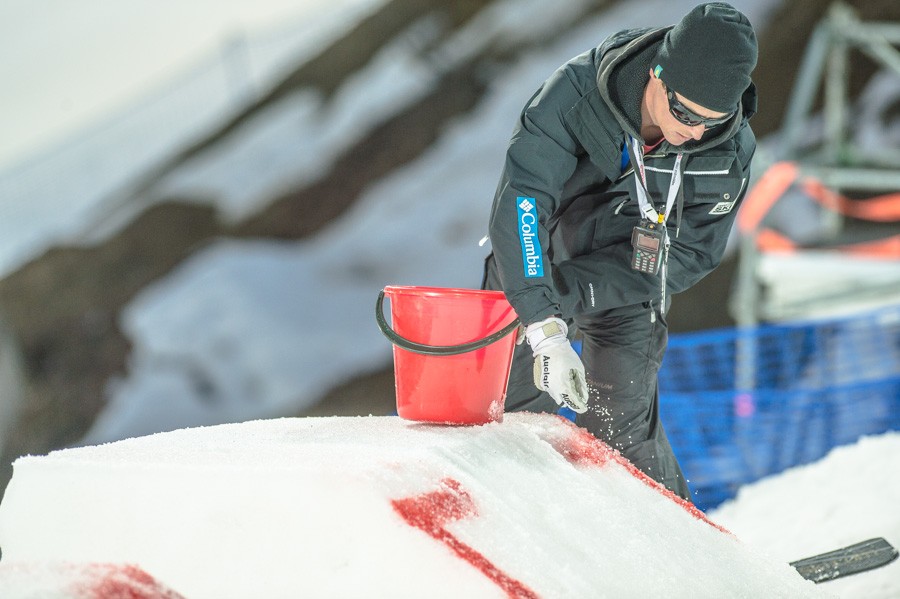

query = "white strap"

[
  {"left": 525, "top": 317, "right": 568, "bottom": 355},
  {"left": 629, "top": 137, "right": 684, "bottom": 225},
  {"left": 630, "top": 137, "right": 681, "bottom": 314}
]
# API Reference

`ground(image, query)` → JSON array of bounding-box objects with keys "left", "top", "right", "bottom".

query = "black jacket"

[{"left": 487, "top": 27, "right": 757, "bottom": 325}]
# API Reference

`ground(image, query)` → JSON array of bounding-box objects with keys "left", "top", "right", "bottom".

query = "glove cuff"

[{"left": 525, "top": 317, "right": 568, "bottom": 354}]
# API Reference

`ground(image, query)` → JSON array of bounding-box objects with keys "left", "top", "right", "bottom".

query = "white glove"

[{"left": 525, "top": 317, "right": 589, "bottom": 413}]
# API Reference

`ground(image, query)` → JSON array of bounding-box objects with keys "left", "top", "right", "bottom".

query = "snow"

[
  {"left": 0, "top": 0, "right": 386, "bottom": 277},
  {"left": 710, "top": 432, "right": 900, "bottom": 599},
  {"left": 0, "top": 562, "right": 183, "bottom": 599},
  {"left": 0, "top": 0, "right": 384, "bottom": 171},
  {"left": 5, "top": 412, "right": 886, "bottom": 598}
]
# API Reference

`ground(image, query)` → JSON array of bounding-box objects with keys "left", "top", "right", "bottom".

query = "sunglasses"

[{"left": 664, "top": 84, "right": 734, "bottom": 127}]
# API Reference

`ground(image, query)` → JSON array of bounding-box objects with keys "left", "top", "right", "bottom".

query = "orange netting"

[{"left": 739, "top": 161, "right": 900, "bottom": 258}]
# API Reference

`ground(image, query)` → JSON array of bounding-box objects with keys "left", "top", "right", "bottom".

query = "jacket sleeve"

[
  {"left": 488, "top": 66, "right": 583, "bottom": 325},
  {"left": 554, "top": 129, "right": 756, "bottom": 315}
]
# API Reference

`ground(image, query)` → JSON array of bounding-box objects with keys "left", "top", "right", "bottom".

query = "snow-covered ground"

[
  {"left": 4, "top": 413, "right": 897, "bottom": 598},
  {"left": 712, "top": 432, "right": 900, "bottom": 599}
]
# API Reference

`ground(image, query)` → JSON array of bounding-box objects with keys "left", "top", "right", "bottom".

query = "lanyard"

[
  {"left": 629, "top": 137, "right": 684, "bottom": 225},
  {"left": 628, "top": 137, "right": 685, "bottom": 314}
]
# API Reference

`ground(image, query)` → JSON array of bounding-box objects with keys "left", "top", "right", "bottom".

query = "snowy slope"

[
  {"left": 0, "top": 0, "right": 385, "bottom": 172},
  {"left": 0, "top": 0, "right": 385, "bottom": 278},
  {"left": 0, "top": 413, "right": 835, "bottom": 598}
]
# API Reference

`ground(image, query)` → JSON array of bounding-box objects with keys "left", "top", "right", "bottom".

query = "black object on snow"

[{"left": 790, "top": 537, "right": 898, "bottom": 583}]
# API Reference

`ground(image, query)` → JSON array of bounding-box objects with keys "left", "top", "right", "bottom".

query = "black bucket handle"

[{"left": 376, "top": 290, "right": 521, "bottom": 356}]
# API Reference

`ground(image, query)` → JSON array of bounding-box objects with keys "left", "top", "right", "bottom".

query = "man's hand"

[{"left": 525, "top": 317, "right": 589, "bottom": 413}]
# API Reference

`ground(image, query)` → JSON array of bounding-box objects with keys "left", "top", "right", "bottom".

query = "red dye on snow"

[
  {"left": 392, "top": 478, "right": 539, "bottom": 599},
  {"left": 75, "top": 563, "right": 186, "bottom": 599},
  {"left": 549, "top": 417, "right": 732, "bottom": 535}
]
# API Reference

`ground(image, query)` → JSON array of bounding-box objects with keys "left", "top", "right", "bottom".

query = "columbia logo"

[{"left": 516, "top": 196, "right": 543, "bottom": 278}]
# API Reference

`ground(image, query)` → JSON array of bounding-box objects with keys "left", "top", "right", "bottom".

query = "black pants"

[{"left": 483, "top": 255, "right": 691, "bottom": 500}]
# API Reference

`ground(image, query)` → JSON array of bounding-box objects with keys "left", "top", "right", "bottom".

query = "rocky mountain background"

[{"left": 1, "top": 0, "right": 898, "bottom": 498}]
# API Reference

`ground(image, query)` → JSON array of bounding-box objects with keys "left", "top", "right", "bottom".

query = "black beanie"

[{"left": 654, "top": 2, "right": 758, "bottom": 113}]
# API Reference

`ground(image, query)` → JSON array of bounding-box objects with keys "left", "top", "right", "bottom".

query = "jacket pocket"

[{"left": 683, "top": 155, "right": 744, "bottom": 215}]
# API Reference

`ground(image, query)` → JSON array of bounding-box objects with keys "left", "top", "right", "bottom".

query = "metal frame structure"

[
  {"left": 781, "top": 2, "right": 900, "bottom": 189},
  {"left": 732, "top": 2, "right": 900, "bottom": 329}
]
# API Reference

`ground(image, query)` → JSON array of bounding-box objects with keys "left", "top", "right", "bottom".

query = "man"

[{"left": 483, "top": 3, "right": 758, "bottom": 501}]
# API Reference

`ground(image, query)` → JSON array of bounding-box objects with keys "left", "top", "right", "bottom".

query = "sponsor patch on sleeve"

[{"left": 516, "top": 197, "right": 544, "bottom": 277}]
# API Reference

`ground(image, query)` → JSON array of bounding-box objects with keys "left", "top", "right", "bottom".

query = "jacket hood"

[{"left": 595, "top": 27, "right": 757, "bottom": 155}]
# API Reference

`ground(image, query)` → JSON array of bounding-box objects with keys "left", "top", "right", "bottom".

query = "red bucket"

[{"left": 377, "top": 286, "right": 519, "bottom": 425}]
